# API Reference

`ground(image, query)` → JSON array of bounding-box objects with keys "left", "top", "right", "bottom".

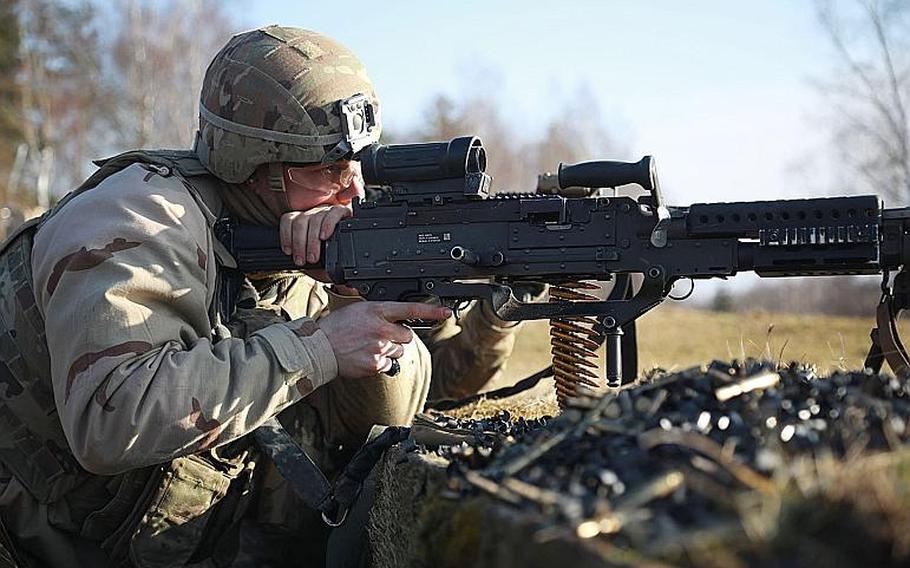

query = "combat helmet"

[{"left": 194, "top": 25, "right": 381, "bottom": 184}]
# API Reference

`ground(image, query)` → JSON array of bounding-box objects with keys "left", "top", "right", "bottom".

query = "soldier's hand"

[
  {"left": 318, "top": 302, "right": 452, "bottom": 379},
  {"left": 279, "top": 204, "right": 353, "bottom": 267}
]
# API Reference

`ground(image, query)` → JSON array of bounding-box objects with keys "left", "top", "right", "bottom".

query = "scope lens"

[{"left": 467, "top": 145, "right": 486, "bottom": 174}]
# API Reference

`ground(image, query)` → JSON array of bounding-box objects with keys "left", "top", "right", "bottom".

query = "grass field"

[{"left": 498, "top": 304, "right": 907, "bottom": 388}]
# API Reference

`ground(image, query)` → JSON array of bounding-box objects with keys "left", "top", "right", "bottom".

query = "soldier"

[{"left": 0, "top": 26, "right": 524, "bottom": 567}]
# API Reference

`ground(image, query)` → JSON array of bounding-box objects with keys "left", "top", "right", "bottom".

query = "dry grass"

[
  {"left": 467, "top": 304, "right": 910, "bottom": 417},
  {"left": 501, "top": 304, "right": 904, "bottom": 384}
]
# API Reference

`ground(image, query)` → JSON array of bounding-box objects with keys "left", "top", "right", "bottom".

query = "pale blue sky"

[{"left": 247, "top": 1, "right": 839, "bottom": 205}]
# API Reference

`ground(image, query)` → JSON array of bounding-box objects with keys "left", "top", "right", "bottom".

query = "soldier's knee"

[{"left": 312, "top": 337, "right": 432, "bottom": 451}]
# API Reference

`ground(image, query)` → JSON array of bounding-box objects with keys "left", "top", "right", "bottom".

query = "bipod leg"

[
  {"left": 605, "top": 327, "right": 623, "bottom": 388},
  {"left": 606, "top": 274, "right": 639, "bottom": 386},
  {"left": 864, "top": 327, "right": 885, "bottom": 374},
  {"left": 868, "top": 270, "right": 910, "bottom": 377},
  {"left": 865, "top": 271, "right": 889, "bottom": 373}
]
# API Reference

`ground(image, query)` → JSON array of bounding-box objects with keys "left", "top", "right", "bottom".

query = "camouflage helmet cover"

[{"left": 195, "top": 25, "right": 381, "bottom": 183}]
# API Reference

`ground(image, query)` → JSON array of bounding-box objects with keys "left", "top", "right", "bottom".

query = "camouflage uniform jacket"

[
  {"left": 0, "top": 157, "right": 350, "bottom": 567},
  {"left": 33, "top": 162, "right": 340, "bottom": 475}
]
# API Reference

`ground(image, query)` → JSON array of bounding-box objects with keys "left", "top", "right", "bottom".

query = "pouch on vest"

[
  {"left": 0, "top": 224, "right": 85, "bottom": 503},
  {"left": 104, "top": 453, "right": 249, "bottom": 568}
]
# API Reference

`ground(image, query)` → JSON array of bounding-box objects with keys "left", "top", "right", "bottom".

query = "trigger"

[{"left": 444, "top": 299, "right": 471, "bottom": 322}]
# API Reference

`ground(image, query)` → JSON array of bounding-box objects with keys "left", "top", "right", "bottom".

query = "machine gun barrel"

[{"left": 680, "top": 195, "right": 886, "bottom": 277}]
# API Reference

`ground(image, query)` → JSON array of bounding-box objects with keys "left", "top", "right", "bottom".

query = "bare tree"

[
  {"left": 15, "top": 0, "right": 107, "bottom": 205},
  {"left": 816, "top": 0, "right": 910, "bottom": 203},
  {"left": 0, "top": 0, "right": 22, "bottom": 205},
  {"left": 524, "top": 86, "right": 628, "bottom": 190},
  {"left": 108, "top": 0, "right": 235, "bottom": 149},
  {"left": 416, "top": 95, "right": 465, "bottom": 141},
  {"left": 5, "top": 0, "right": 238, "bottom": 210},
  {"left": 413, "top": 83, "right": 624, "bottom": 193}
]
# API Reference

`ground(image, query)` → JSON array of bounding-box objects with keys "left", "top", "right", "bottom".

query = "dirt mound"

[{"left": 370, "top": 360, "right": 910, "bottom": 567}]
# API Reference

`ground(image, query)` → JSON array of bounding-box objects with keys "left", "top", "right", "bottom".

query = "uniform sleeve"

[
  {"left": 422, "top": 301, "right": 522, "bottom": 400},
  {"left": 32, "top": 165, "right": 338, "bottom": 475},
  {"left": 316, "top": 284, "right": 522, "bottom": 401}
]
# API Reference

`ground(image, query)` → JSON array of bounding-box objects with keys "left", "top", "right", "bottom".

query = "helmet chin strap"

[{"left": 267, "top": 162, "right": 292, "bottom": 213}]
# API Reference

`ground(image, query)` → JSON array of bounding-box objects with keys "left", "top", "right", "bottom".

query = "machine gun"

[{"left": 218, "top": 136, "right": 910, "bottom": 407}]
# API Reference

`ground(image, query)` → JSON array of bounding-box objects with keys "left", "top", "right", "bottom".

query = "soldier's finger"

[
  {"left": 377, "top": 340, "right": 403, "bottom": 357},
  {"left": 306, "top": 212, "right": 323, "bottom": 264},
  {"left": 319, "top": 206, "right": 352, "bottom": 241},
  {"left": 279, "top": 212, "right": 300, "bottom": 255},
  {"left": 372, "top": 354, "right": 392, "bottom": 375},
  {"left": 377, "top": 302, "right": 452, "bottom": 323},
  {"left": 291, "top": 215, "right": 311, "bottom": 266},
  {"left": 388, "top": 343, "right": 406, "bottom": 359},
  {"left": 378, "top": 322, "right": 414, "bottom": 344}
]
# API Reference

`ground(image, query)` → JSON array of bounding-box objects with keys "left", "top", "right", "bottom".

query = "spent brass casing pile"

[{"left": 425, "top": 360, "right": 910, "bottom": 564}]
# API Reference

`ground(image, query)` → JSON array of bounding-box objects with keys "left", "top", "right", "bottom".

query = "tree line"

[
  {"left": 0, "top": 0, "right": 623, "bottom": 221},
  {"left": 0, "top": 0, "right": 236, "bottom": 220},
  {"left": 1, "top": 0, "right": 904, "bottom": 206},
  {"left": 709, "top": 0, "right": 908, "bottom": 317}
]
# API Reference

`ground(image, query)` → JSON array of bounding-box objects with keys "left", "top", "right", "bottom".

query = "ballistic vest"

[{"left": 0, "top": 150, "right": 248, "bottom": 567}]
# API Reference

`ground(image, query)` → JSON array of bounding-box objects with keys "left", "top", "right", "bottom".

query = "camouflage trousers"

[{"left": 0, "top": 358, "right": 430, "bottom": 568}]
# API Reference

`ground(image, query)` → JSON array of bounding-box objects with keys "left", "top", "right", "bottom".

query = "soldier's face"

[{"left": 283, "top": 161, "right": 365, "bottom": 211}]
